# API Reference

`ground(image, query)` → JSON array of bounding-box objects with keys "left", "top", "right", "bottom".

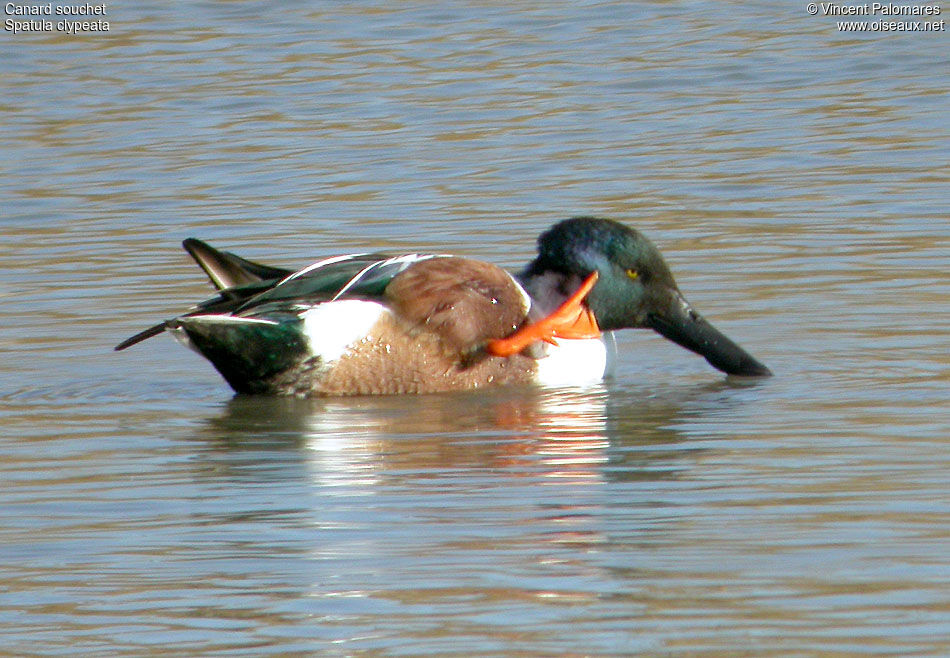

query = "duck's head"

[{"left": 524, "top": 216, "right": 772, "bottom": 377}]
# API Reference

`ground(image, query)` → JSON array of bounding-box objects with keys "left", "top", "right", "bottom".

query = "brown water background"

[{"left": 1, "top": 2, "right": 948, "bottom": 655}]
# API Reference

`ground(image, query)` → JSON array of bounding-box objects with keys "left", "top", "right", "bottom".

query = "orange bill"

[{"left": 486, "top": 271, "right": 601, "bottom": 357}]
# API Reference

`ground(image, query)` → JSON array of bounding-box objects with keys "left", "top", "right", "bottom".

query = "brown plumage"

[{"left": 384, "top": 257, "right": 528, "bottom": 354}]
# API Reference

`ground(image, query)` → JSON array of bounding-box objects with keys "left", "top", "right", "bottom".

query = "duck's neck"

[{"left": 517, "top": 269, "right": 589, "bottom": 321}]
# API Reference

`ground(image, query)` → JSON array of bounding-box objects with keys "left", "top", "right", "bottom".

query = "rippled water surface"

[{"left": 2, "top": 2, "right": 948, "bottom": 655}]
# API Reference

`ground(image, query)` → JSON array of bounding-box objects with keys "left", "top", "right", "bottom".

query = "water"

[{"left": 2, "top": 1, "right": 948, "bottom": 654}]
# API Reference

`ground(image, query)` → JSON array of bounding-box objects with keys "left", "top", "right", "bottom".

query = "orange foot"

[{"left": 487, "top": 271, "right": 601, "bottom": 357}]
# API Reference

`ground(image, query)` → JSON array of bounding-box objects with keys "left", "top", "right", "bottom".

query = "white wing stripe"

[
  {"left": 330, "top": 253, "right": 445, "bottom": 301},
  {"left": 185, "top": 315, "right": 279, "bottom": 325},
  {"left": 280, "top": 253, "right": 367, "bottom": 284}
]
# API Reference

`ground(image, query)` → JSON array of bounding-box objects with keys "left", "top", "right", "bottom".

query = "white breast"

[{"left": 533, "top": 332, "right": 616, "bottom": 388}]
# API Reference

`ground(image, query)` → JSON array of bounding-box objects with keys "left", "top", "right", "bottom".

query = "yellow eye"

[{"left": 626, "top": 268, "right": 639, "bottom": 280}]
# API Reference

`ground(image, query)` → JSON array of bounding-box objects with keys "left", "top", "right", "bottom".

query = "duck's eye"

[{"left": 626, "top": 268, "right": 639, "bottom": 280}]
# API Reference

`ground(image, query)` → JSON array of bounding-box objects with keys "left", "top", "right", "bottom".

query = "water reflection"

[
  {"left": 180, "top": 381, "right": 769, "bottom": 639},
  {"left": 196, "top": 379, "right": 762, "bottom": 474},
  {"left": 203, "top": 386, "right": 653, "bottom": 474}
]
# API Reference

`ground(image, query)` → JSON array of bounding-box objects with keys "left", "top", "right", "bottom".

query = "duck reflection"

[
  {"left": 196, "top": 380, "right": 750, "bottom": 489},
  {"left": 192, "top": 381, "right": 761, "bottom": 609}
]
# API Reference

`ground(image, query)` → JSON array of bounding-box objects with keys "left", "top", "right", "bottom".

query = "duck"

[{"left": 115, "top": 217, "right": 771, "bottom": 395}]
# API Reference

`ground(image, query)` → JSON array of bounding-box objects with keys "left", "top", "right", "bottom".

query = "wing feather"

[
  {"left": 116, "top": 247, "right": 446, "bottom": 350},
  {"left": 183, "top": 238, "right": 292, "bottom": 290}
]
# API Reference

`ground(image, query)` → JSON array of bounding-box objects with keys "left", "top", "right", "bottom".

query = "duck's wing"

[
  {"left": 234, "top": 253, "right": 443, "bottom": 312},
  {"left": 115, "top": 239, "right": 292, "bottom": 351},
  {"left": 114, "top": 247, "right": 439, "bottom": 350},
  {"left": 182, "top": 238, "right": 293, "bottom": 291}
]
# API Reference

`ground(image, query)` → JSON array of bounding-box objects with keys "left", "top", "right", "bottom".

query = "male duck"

[{"left": 116, "top": 217, "right": 771, "bottom": 395}]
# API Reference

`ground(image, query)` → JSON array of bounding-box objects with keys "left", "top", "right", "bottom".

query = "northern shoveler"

[{"left": 116, "top": 217, "right": 771, "bottom": 395}]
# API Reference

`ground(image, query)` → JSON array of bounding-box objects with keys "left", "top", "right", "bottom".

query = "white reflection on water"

[{"left": 298, "top": 385, "right": 613, "bottom": 492}]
